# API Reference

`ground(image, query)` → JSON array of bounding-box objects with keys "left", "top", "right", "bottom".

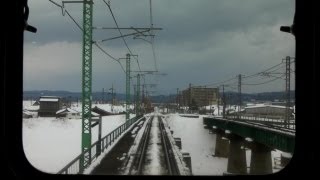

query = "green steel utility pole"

[
  {"left": 80, "top": 0, "right": 93, "bottom": 172},
  {"left": 49, "top": 0, "right": 163, "bottom": 173},
  {"left": 126, "top": 53, "right": 131, "bottom": 121}
]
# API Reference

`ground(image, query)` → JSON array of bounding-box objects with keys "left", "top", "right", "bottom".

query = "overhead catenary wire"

[
  {"left": 65, "top": 10, "right": 83, "bottom": 31},
  {"left": 49, "top": 0, "right": 126, "bottom": 74},
  {"left": 194, "top": 60, "right": 291, "bottom": 92},
  {"left": 242, "top": 62, "right": 284, "bottom": 80},
  {"left": 102, "top": 0, "right": 142, "bottom": 72},
  {"left": 242, "top": 74, "right": 286, "bottom": 86},
  {"left": 94, "top": 42, "right": 126, "bottom": 73},
  {"left": 199, "top": 76, "right": 238, "bottom": 87}
]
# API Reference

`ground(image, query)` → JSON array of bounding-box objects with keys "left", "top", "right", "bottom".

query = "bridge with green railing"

[{"left": 203, "top": 115, "right": 295, "bottom": 153}]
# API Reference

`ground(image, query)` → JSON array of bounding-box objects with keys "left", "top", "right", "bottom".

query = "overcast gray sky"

[{"left": 23, "top": 0, "right": 295, "bottom": 95}]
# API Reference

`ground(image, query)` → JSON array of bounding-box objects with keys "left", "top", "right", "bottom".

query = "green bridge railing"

[
  {"left": 203, "top": 116, "right": 295, "bottom": 153},
  {"left": 225, "top": 114, "right": 295, "bottom": 132},
  {"left": 57, "top": 115, "right": 144, "bottom": 174}
]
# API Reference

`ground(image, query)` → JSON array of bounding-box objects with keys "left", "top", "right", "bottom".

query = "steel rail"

[
  {"left": 136, "top": 116, "right": 153, "bottom": 174},
  {"left": 158, "top": 116, "right": 173, "bottom": 175}
]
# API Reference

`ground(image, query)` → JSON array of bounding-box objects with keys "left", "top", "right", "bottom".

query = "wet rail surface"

[
  {"left": 140, "top": 116, "right": 168, "bottom": 175},
  {"left": 133, "top": 115, "right": 178, "bottom": 175}
]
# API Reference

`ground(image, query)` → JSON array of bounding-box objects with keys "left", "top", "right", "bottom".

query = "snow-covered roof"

[
  {"left": 23, "top": 110, "right": 32, "bottom": 116},
  {"left": 40, "top": 96, "right": 60, "bottom": 98},
  {"left": 245, "top": 104, "right": 292, "bottom": 109},
  {"left": 25, "top": 105, "right": 39, "bottom": 111},
  {"left": 56, "top": 108, "right": 79, "bottom": 114},
  {"left": 281, "top": 152, "right": 292, "bottom": 158},
  {"left": 91, "top": 112, "right": 100, "bottom": 117},
  {"left": 78, "top": 111, "right": 100, "bottom": 117},
  {"left": 40, "top": 98, "right": 59, "bottom": 102}
]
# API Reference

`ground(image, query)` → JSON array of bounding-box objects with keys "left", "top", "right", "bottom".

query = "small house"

[{"left": 38, "top": 96, "right": 62, "bottom": 117}]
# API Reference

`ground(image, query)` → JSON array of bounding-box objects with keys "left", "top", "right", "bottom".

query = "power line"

[
  {"left": 49, "top": 0, "right": 126, "bottom": 74},
  {"left": 200, "top": 76, "right": 238, "bottom": 87},
  {"left": 102, "top": 0, "right": 142, "bottom": 72},
  {"left": 242, "top": 75, "right": 286, "bottom": 86},
  {"left": 243, "top": 62, "right": 284, "bottom": 80},
  {"left": 93, "top": 42, "right": 126, "bottom": 73},
  {"left": 64, "top": 10, "right": 83, "bottom": 31}
]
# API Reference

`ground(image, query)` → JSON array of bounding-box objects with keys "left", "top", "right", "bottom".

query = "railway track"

[{"left": 129, "top": 115, "right": 179, "bottom": 175}]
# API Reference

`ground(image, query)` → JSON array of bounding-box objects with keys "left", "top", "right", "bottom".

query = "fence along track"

[{"left": 57, "top": 116, "right": 144, "bottom": 174}]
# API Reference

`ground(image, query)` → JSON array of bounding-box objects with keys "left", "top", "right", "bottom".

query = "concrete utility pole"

[
  {"left": 189, "top": 83, "right": 192, "bottom": 111},
  {"left": 102, "top": 88, "right": 105, "bottom": 103},
  {"left": 238, "top": 74, "right": 242, "bottom": 113},
  {"left": 217, "top": 87, "right": 220, "bottom": 116},
  {"left": 222, "top": 85, "right": 226, "bottom": 118},
  {"left": 285, "top": 56, "right": 291, "bottom": 128},
  {"left": 205, "top": 86, "right": 208, "bottom": 114},
  {"left": 176, "top": 88, "right": 179, "bottom": 111}
]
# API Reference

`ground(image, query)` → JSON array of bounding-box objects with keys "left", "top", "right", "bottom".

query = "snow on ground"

[
  {"left": 71, "top": 103, "right": 134, "bottom": 114},
  {"left": 164, "top": 113, "right": 228, "bottom": 175},
  {"left": 23, "top": 117, "right": 82, "bottom": 174},
  {"left": 164, "top": 113, "right": 287, "bottom": 175},
  {"left": 23, "top": 113, "right": 135, "bottom": 174},
  {"left": 23, "top": 100, "right": 34, "bottom": 108}
]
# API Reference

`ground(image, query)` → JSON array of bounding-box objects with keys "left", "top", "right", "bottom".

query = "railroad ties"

[{"left": 122, "top": 113, "right": 192, "bottom": 175}]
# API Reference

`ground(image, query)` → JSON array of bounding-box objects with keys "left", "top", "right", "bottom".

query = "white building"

[{"left": 244, "top": 104, "right": 294, "bottom": 116}]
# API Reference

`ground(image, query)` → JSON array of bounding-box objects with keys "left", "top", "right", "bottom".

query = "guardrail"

[
  {"left": 57, "top": 115, "right": 144, "bottom": 174},
  {"left": 225, "top": 114, "right": 295, "bottom": 131}
]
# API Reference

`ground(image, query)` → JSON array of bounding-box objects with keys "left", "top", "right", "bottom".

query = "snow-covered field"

[
  {"left": 22, "top": 100, "right": 289, "bottom": 175},
  {"left": 72, "top": 103, "right": 133, "bottom": 114},
  {"left": 165, "top": 114, "right": 228, "bottom": 175},
  {"left": 164, "top": 113, "right": 286, "bottom": 175},
  {"left": 22, "top": 101, "right": 136, "bottom": 174}
]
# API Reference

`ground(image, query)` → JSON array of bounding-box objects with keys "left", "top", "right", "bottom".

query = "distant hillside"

[
  {"left": 223, "top": 91, "right": 295, "bottom": 105},
  {"left": 23, "top": 90, "right": 295, "bottom": 104},
  {"left": 23, "top": 90, "right": 125, "bottom": 102}
]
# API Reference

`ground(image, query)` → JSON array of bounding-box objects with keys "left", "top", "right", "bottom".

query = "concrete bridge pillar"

[
  {"left": 226, "top": 133, "right": 247, "bottom": 174},
  {"left": 248, "top": 142, "right": 272, "bottom": 174},
  {"left": 281, "top": 152, "right": 292, "bottom": 167},
  {"left": 212, "top": 128, "right": 229, "bottom": 158},
  {"left": 182, "top": 151, "right": 192, "bottom": 174},
  {"left": 174, "top": 137, "right": 182, "bottom": 150}
]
